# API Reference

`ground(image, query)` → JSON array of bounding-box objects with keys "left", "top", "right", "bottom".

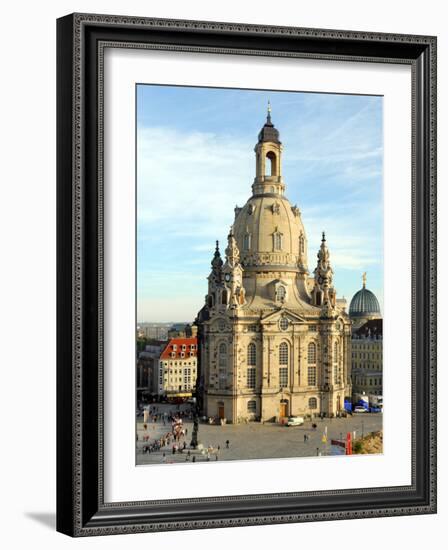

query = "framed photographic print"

[{"left": 56, "top": 13, "right": 437, "bottom": 536}]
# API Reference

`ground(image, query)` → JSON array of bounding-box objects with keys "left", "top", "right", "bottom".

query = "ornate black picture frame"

[{"left": 56, "top": 13, "right": 437, "bottom": 536}]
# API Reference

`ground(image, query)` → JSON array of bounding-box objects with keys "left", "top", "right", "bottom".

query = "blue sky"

[{"left": 137, "top": 85, "right": 383, "bottom": 322}]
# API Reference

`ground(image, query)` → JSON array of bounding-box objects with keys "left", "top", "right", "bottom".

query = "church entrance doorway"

[
  {"left": 217, "top": 402, "right": 225, "bottom": 419},
  {"left": 280, "top": 399, "right": 289, "bottom": 418}
]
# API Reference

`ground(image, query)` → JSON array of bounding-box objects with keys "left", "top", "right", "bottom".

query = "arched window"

[
  {"left": 279, "top": 342, "right": 289, "bottom": 365},
  {"left": 309, "top": 397, "right": 318, "bottom": 410},
  {"left": 277, "top": 286, "right": 286, "bottom": 303},
  {"left": 207, "top": 294, "right": 214, "bottom": 308},
  {"left": 273, "top": 232, "right": 282, "bottom": 251},
  {"left": 307, "top": 342, "right": 317, "bottom": 364},
  {"left": 265, "top": 151, "right": 278, "bottom": 176},
  {"left": 247, "top": 400, "right": 256, "bottom": 412},
  {"left": 221, "top": 289, "right": 228, "bottom": 305},
  {"left": 247, "top": 343, "right": 256, "bottom": 366},
  {"left": 243, "top": 233, "right": 251, "bottom": 251}
]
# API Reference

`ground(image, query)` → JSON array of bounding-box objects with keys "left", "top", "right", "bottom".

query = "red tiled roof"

[{"left": 160, "top": 337, "right": 198, "bottom": 360}]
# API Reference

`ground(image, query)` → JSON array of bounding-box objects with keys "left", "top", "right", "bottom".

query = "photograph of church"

[
  {"left": 196, "top": 106, "right": 352, "bottom": 423},
  {"left": 136, "top": 85, "right": 383, "bottom": 463}
]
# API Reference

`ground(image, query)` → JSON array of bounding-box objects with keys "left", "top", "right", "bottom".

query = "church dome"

[
  {"left": 233, "top": 195, "right": 307, "bottom": 270},
  {"left": 349, "top": 284, "right": 381, "bottom": 318}
]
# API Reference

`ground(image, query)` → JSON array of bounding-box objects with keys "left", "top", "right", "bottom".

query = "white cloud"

[{"left": 137, "top": 126, "right": 253, "bottom": 245}]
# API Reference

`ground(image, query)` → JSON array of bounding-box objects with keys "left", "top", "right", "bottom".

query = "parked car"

[
  {"left": 286, "top": 416, "right": 305, "bottom": 426},
  {"left": 354, "top": 406, "right": 367, "bottom": 413}
]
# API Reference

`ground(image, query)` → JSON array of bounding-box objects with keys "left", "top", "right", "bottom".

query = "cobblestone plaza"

[{"left": 136, "top": 407, "right": 382, "bottom": 465}]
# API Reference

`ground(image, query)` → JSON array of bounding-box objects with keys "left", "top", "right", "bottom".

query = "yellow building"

[
  {"left": 196, "top": 107, "right": 352, "bottom": 423},
  {"left": 349, "top": 274, "right": 383, "bottom": 399}
]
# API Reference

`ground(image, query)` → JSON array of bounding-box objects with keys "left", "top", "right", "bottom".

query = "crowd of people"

[{"left": 137, "top": 407, "right": 230, "bottom": 463}]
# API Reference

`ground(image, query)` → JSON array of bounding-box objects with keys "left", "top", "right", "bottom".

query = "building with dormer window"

[
  {"left": 195, "top": 106, "right": 352, "bottom": 423},
  {"left": 157, "top": 337, "right": 198, "bottom": 397}
]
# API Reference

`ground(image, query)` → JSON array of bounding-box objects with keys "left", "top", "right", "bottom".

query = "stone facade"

[
  {"left": 351, "top": 319, "right": 383, "bottom": 398},
  {"left": 196, "top": 108, "right": 352, "bottom": 423}
]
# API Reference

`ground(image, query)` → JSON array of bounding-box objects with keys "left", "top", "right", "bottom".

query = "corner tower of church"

[{"left": 196, "top": 106, "right": 352, "bottom": 423}]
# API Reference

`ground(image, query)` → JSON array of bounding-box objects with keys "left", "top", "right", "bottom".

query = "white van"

[{"left": 286, "top": 416, "right": 305, "bottom": 426}]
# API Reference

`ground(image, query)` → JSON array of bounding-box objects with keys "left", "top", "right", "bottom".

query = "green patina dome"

[{"left": 349, "top": 285, "right": 381, "bottom": 318}]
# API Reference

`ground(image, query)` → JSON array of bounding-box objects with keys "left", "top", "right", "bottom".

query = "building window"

[
  {"left": 247, "top": 343, "right": 256, "bottom": 366},
  {"left": 299, "top": 232, "right": 305, "bottom": 255},
  {"left": 308, "top": 366, "right": 317, "bottom": 386},
  {"left": 279, "top": 316, "right": 289, "bottom": 330},
  {"left": 279, "top": 342, "right": 289, "bottom": 365},
  {"left": 307, "top": 342, "right": 317, "bottom": 364},
  {"left": 309, "top": 397, "right": 318, "bottom": 410},
  {"left": 247, "top": 367, "right": 256, "bottom": 389},
  {"left": 218, "top": 343, "right": 227, "bottom": 390},
  {"left": 279, "top": 367, "right": 288, "bottom": 387},
  {"left": 266, "top": 151, "right": 278, "bottom": 176},
  {"left": 277, "top": 286, "right": 287, "bottom": 303},
  {"left": 221, "top": 289, "right": 228, "bottom": 305},
  {"left": 247, "top": 400, "right": 256, "bottom": 412},
  {"left": 334, "top": 341, "right": 341, "bottom": 384},
  {"left": 273, "top": 231, "right": 283, "bottom": 251},
  {"left": 184, "top": 368, "right": 191, "bottom": 390},
  {"left": 243, "top": 233, "right": 251, "bottom": 251}
]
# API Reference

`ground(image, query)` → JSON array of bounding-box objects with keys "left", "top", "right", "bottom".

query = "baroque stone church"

[{"left": 196, "top": 106, "right": 352, "bottom": 423}]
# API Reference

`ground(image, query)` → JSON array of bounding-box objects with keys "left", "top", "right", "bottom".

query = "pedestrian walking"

[{"left": 225, "top": 440, "right": 230, "bottom": 449}]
